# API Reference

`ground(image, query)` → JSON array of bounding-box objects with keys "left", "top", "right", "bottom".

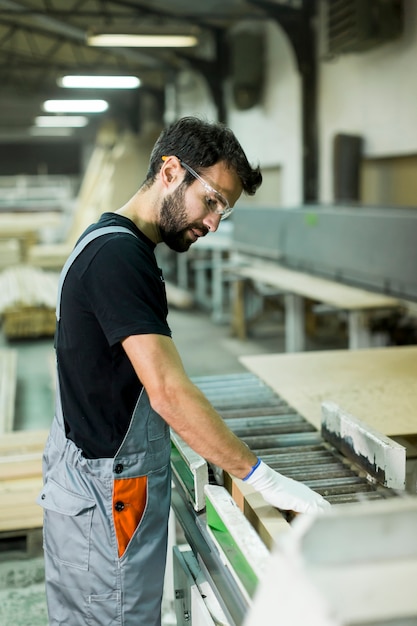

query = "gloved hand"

[{"left": 244, "top": 459, "right": 331, "bottom": 514}]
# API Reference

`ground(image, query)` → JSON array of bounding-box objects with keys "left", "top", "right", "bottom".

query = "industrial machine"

[
  {"left": 232, "top": 204, "right": 417, "bottom": 301},
  {"left": 170, "top": 372, "right": 411, "bottom": 626},
  {"left": 244, "top": 497, "right": 417, "bottom": 626}
]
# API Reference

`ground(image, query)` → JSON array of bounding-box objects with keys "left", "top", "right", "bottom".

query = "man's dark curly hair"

[{"left": 144, "top": 116, "right": 262, "bottom": 195}]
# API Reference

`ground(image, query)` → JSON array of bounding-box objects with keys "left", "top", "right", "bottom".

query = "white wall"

[
  {"left": 318, "top": 0, "right": 417, "bottom": 202},
  {"left": 227, "top": 19, "right": 302, "bottom": 208},
  {"left": 174, "top": 68, "right": 217, "bottom": 123},
  {"left": 175, "top": 20, "right": 303, "bottom": 207},
  {"left": 173, "top": 1, "right": 417, "bottom": 208}
]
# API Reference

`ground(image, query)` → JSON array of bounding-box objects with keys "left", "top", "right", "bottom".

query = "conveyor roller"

[{"left": 192, "top": 372, "right": 399, "bottom": 505}]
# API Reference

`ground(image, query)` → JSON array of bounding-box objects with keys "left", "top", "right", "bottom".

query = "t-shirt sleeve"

[{"left": 79, "top": 234, "right": 171, "bottom": 346}]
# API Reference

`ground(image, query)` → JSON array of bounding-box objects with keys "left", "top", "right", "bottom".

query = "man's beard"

[{"left": 159, "top": 183, "right": 208, "bottom": 252}]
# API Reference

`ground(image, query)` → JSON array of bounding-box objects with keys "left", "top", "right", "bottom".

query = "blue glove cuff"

[{"left": 242, "top": 457, "right": 261, "bottom": 481}]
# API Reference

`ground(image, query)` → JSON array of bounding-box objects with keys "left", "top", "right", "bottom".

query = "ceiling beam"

[{"left": 0, "top": 0, "right": 174, "bottom": 69}]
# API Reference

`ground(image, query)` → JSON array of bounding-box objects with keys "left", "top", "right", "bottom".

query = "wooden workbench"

[
  {"left": 231, "top": 262, "right": 400, "bottom": 351},
  {"left": 240, "top": 345, "right": 417, "bottom": 437},
  {"left": 176, "top": 225, "right": 233, "bottom": 322}
]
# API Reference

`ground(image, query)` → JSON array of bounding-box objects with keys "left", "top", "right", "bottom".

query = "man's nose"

[{"left": 202, "top": 212, "right": 221, "bottom": 233}]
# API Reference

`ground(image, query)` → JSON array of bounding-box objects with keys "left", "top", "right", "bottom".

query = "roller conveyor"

[
  {"left": 192, "top": 372, "right": 398, "bottom": 506},
  {"left": 171, "top": 372, "right": 406, "bottom": 625}
]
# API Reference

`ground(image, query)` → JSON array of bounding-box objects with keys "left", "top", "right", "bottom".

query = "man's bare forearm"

[{"left": 153, "top": 379, "right": 258, "bottom": 478}]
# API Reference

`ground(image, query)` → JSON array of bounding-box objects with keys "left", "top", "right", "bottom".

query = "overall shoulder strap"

[{"left": 56, "top": 225, "right": 138, "bottom": 321}]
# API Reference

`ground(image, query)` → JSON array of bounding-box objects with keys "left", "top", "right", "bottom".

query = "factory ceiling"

[{"left": 0, "top": 0, "right": 305, "bottom": 143}]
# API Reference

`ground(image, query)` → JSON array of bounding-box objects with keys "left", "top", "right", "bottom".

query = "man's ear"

[{"left": 160, "top": 155, "right": 182, "bottom": 188}]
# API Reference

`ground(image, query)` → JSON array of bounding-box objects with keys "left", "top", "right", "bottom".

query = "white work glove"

[{"left": 244, "top": 459, "right": 331, "bottom": 515}]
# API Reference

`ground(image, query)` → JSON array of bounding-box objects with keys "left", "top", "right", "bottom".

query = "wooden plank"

[
  {"left": 0, "top": 476, "right": 43, "bottom": 532},
  {"left": 27, "top": 123, "right": 138, "bottom": 270},
  {"left": 0, "top": 454, "right": 42, "bottom": 480},
  {"left": 0, "top": 476, "right": 42, "bottom": 495},
  {"left": 0, "top": 485, "right": 42, "bottom": 507},
  {"left": 0, "top": 239, "right": 21, "bottom": 268},
  {"left": 224, "top": 473, "right": 290, "bottom": 550},
  {"left": 0, "top": 349, "right": 17, "bottom": 434},
  {"left": 0, "top": 429, "right": 48, "bottom": 455},
  {"left": 240, "top": 346, "right": 417, "bottom": 437},
  {"left": 0, "top": 212, "right": 61, "bottom": 262},
  {"left": 0, "top": 265, "right": 58, "bottom": 311},
  {"left": 26, "top": 242, "right": 73, "bottom": 270},
  {"left": 233, "top": 263, "right": 400, "bottom": 311},
  {"left": 0, "top": 212, "right": 61, "bottom": 234},
  {"left": 0, "top": 425, "right": 45, "bottom": 534},
  {"left": 0, "top": 509, "right": 43, "bottom": 532}
]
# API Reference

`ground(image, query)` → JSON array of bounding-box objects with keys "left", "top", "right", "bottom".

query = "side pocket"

[
  {"left": 37, "top": 478, "right": 96, "bottom": 570},
  {"left": 148, "top": 410, "right": 169, "bottom": 442}
]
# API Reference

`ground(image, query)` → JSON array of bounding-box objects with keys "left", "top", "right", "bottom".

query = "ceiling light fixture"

[
  {"left": 87, "top": 34, "right": 198, "bottom": 47},
  {"left": 42, "top": 99, "right": 109, "bottom": 113},
  {"left": 29, "top": 127, "right": 74, "bottom": 137},
  {"left": 35, "top": 115, "right": 89, "bottom": 127},
  {"left": 86, "top": 26, "right": 200, "bottom": 48},
  {"left": 58, "top": 75, "right": 140, "bottom": 89}
]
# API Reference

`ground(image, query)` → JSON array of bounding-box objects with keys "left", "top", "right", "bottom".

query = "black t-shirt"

[{"left": 56, "top": 212, "right": 172, "bottom": 458}]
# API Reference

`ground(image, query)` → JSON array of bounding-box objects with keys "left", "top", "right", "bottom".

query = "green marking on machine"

[
  {"left": 170, "top": 433, "right": 208, "bottom": 511},
  {"left": 304, "top": 212, "right": 318, "bottom": 226},
  {"left": 206, "top": 495, "right": 260, "bottom": 598},
  {"left": 171, "top": 442, "right": 195, "bottom": 498}
]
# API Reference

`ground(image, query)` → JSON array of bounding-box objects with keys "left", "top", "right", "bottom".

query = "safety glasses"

[{"left": 162, "top": 155, "right": 233, "bottom": 220}]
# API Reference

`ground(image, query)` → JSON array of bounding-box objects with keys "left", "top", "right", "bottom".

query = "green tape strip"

[
  {"left": 206, "top": 497, "right": 259, "bottom": 597},
  {"left": 170, "top": 442, "right": 195, "bottom": 499}
]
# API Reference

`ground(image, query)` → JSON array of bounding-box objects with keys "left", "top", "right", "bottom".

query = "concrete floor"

[{"left": 0, "top": 305, "right": 288, "bottom": 626}]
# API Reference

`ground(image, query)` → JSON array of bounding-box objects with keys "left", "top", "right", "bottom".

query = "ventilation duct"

[
  {"left": 229, "top": 25, "right": 265, "bottom": 110},
  {"left": 324, "top": 0, "right": 403, "bottom": 55}
]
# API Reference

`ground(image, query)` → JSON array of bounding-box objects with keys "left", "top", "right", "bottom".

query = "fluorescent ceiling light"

[
  {"left": 58, "top": 75, "right": 140, "bottom": 89},
  {"left": 86, "top": 26, "right": 200, "bottom": 48},
  {"left": 29, "top": 127, "right": 74, "bottom": 137},
  {"left": 43, "top": 99, "right": 109, "bottom": 113},
  {"left": 35, "top": 115, "right": 88, "bottom": 127},
  {"left": 87, "top": 33, "right": 198, "bottom": 47}
]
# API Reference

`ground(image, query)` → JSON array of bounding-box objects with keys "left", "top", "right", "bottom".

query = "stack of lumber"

[
  {"left": 0, "top": 429, "right": 47, "bottom": 538},
  {"left": 27, "top": 132, "right": 116, "bottom": 270},
  {"left": 0, "top": 349, "right": 45, "bottom": 542},
  {"left": 0, "top": 239, "right": 21, "bottom": 269},
  {"left": 0, "top": 265, "right": 58, "bottom": 339},
  {"left": 27, "top": 122, "right": 150, "bottom": 270},
  {"left": 0, "top": 211, "right": 62, "bottom": 263},
  {"left": 0, "top": 349, "right": 48, "bottom": 547}
]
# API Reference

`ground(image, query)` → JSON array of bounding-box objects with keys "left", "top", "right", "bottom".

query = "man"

[{"left": 38, "top": 117, "right": 329, "bottom": 626}]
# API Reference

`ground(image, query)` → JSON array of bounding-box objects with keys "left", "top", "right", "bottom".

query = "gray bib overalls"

[{"left": 37, "top": 226, "right": 172, "bottom": 626}]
